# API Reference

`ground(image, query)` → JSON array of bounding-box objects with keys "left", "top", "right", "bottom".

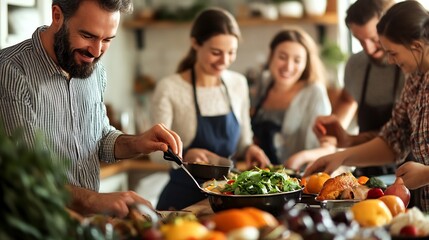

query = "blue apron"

[
  {"left": 156, "top": 68, "right": 240, "bottom": 210},
  {"left": 251, "top": 80, "right": 282, "bottom": 165}
]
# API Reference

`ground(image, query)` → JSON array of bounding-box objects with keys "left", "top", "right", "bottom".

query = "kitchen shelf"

[
  {"left": 123, "top": 12, "right": 338, "bottom": 30},
  {"left": 7, "top": 0, "right": 35, "bottom": 7},
  {"left": 123, "top": 12, "right": 338, "bottom": 50},
  {"left": 123, "top": 0, "right": 338, "bottom": 49}
]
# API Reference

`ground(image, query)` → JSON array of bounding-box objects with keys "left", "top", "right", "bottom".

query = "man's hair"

[
  {"left": 52, "top": 0, "right": 133, "bottom": 20},
  {"left": 345, "top": 0, "right": 394, "bottom": 27}
]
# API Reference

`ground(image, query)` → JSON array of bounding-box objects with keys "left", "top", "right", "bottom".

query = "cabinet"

[{"left": 0, "top": 0, "right": 50, "bottom": 49}]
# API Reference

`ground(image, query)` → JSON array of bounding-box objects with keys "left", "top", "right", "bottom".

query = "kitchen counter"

[
  {"left": 100, "top": 156, "right": 170, "bottom": 179},
  {"left": 100, "top": 156, "right": 170, "bottom": 191}
]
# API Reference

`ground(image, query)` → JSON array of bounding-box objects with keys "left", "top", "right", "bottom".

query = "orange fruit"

[
  {"left": 202, "top": 231, "right": 227, "bottom": 240},
  {"left": 211, "top": 208, "right": 277, "bottom": 233},
  {"left": 212, "top": 209, "right": 259, "bottom": 233},
  {"left": 300, "top": 177, "right": 307, "bottom": 187},
  {"left": 357, "top": 176, "right": 369, "bottom": 185},
  {"left": 378, "top": 195, "right": 406, "bottom": 217},
  {"left": 351, "top": 199, "right": 393, "bottom": 227},
  {"left": 306, "top": 172, "right": 330, "bottom": 194},
  {"left": 241, "top": 207, "right": 278, "bottom": 228}
]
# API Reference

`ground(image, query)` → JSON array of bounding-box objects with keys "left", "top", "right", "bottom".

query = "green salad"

[{"left": 219, "top": 168, "right": 301, "bottom": 195}]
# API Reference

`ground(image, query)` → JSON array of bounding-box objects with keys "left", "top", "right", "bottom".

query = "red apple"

[
  {"left": 399, "top": 225, "right": 419, "bottom": 237},
  {"left": 384, "top": 177, "right": 410, "bottom": 208},
  {"left": 366, "top": 188, "right": 384, "bottom": 199}
]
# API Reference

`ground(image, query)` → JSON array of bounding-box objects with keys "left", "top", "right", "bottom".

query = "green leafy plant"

[
  {"left": 0, "top": 124, "right": 124, "bottom": 240},
  {"left": 0, "top": 125, "right": 74, "bottom": 240},
  {"left": 321, "top": 40, "right": 348, "bottom": 67}
]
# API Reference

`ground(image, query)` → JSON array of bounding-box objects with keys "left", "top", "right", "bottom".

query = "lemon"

[
  {"left": 161, "top": 220, "right": 208, "bottom": 240},
  {"left": 351, "top": 199, "right": 392, "bottom": 227}
]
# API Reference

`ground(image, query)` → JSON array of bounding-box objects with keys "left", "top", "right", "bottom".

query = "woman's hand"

[
  {"left": 285, "top": 151, "right": 311, "bottom": 171},
  {"left": 245, "top": 144, "right": 271, "bottom": 169},
  {"left": 303, "top": 150, "right": 348, "bottom": 177},
  {"left": 396, "top": 161, "right": 429, "bottom": 190},
  {"left": 184, "top": 148, "right": 221, "bottom": 164},
  {"left": 286, "top": 144, "right": 336, "bottom": 171},
  {"left": 313, "top": 115, "right": 351, "bottom": 148}
]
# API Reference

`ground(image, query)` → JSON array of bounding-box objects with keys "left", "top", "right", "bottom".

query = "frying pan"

[
  {"left": 163, "top": 148, "right": 232, "bottom": 180},
  {"left": 184, "top": 156, "right": 232, "bottom": 180}
]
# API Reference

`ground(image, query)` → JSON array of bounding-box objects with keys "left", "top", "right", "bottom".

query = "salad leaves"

[{"left": 221, "top": 168, "right": 301, "bottom": 195}]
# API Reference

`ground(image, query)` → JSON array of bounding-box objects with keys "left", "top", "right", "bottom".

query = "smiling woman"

[
  {"left": 151, "top": 7, "right": 271, "bottom": 211},
  {"left": 250, "top": 27, "right": 332, "bottom": 166}
]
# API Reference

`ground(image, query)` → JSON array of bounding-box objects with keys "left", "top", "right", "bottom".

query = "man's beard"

[
  {"left": 368, "top": 49, "right": 388, "bottom": 66},
  {"left": 53, "top": 25, "right": 101, "bottom": 79}
]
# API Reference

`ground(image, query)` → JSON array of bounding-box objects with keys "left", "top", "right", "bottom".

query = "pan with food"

[{"left": 201, "top": 168, "right": 302, "bottom": 216}]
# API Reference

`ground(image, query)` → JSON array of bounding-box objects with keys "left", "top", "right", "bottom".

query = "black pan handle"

[{"left": 163, "top": 147, "right": 183, "bottom": 166}]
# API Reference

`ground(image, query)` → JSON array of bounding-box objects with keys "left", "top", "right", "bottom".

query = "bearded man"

[{"left": 0, "top": 0, "right": 182, "bottom": 218}]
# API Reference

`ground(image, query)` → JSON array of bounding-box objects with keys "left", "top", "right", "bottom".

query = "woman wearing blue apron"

[
  {"left": 156, "top": 68, "right": 240, "bottom": 210},
  {"left": 152, "top": 8, "right": 270, "bottom": 210}
]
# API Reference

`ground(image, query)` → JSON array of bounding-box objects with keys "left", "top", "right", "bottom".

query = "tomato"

[
  {"left": 367, "top": 188, "right": 384, "bottom": 199},
  {"left": 227, "top": 180, "right": 235, "bottom": 185}
]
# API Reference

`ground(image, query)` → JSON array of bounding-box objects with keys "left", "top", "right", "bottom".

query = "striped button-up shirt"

[
  {"left": 380, "top": 71, "right": 429, "bottom": 212},
  {"left": 0, "top": 26, "right": 122, "bottom": 191}
]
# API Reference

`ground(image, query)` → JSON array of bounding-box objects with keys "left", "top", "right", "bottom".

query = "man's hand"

[
  {"left": 115, "top": 123, "right": 183, "bottom": 159},
  {"left": 245, "top": 144, "right": 271, "bottom": 169},
  {"left": 138, "top": 123, "right": 183, "bottom": 156},
  {"left": 67, "top": 186, "right": 154, "bottom": 218}
]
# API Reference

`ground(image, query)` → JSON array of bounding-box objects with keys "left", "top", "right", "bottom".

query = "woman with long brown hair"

[
  {"left": 251, "top": 27, "right": 332, "bottom": 168},
  {"left": 151, "top": 8, "right": 270, "bottom": 210}
]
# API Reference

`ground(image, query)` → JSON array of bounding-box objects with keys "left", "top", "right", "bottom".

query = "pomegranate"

[{"left": 384, "top": 177, "right": 410, "bottom": 208}]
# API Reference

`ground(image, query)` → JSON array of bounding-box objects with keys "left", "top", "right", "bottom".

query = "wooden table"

[{"left": 183, "top": 198, "right": 214, "bottom": 219}]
